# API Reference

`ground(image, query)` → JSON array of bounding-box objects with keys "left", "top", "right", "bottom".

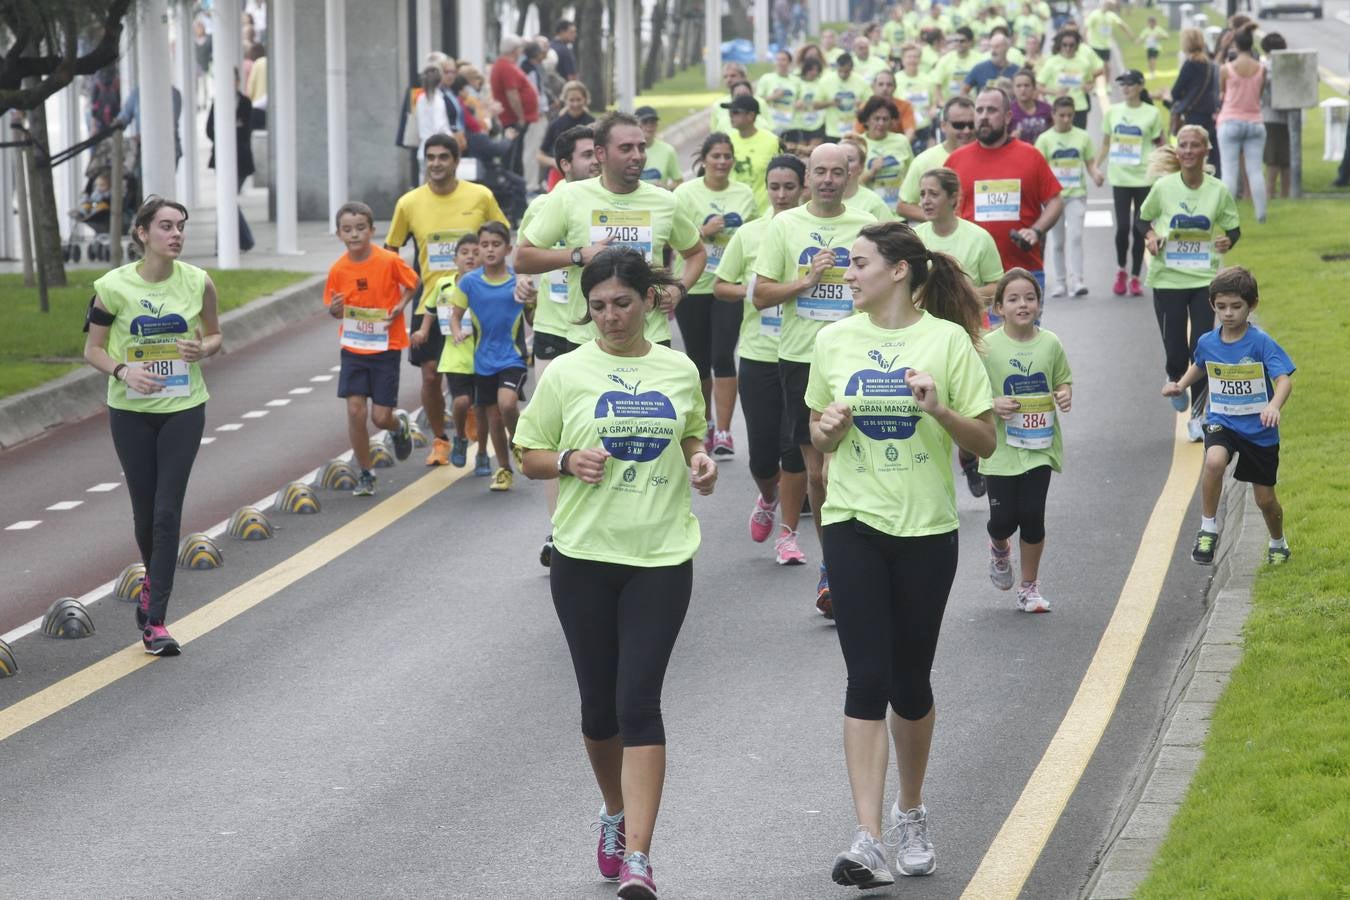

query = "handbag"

[{"left": 399, "top": 88, "right": 422, "bottom": 149}]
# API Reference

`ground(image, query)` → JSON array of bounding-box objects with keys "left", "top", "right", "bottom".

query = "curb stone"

[
  {"left": 0, "top": 273, "right": 324, "bottom": 452},
  {"left": 1082, "top": 470, "right": 1267, "bottom": 899}
]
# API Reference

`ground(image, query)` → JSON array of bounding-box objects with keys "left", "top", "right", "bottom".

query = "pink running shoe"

[
  {"left": 775, "top": 526, "right": 807, "bottom": 565},
  {"left": 712, "top": 430, "right": 735, "bottom": 457},
  {"left": 617, "top": 852, "right": 658, "bottom": 900},
  {"left": 136, "top": 577, "right": 151, "bottom": 629},
  {"left": 1129, "top": 275, "right": 1143, "bottom": 296},
  {"left": 1112, "top": 270, "right": 1128, "bottom": 295},
  {"left": 595, "top": 806, "right": 626, "bottom": 881},
  {"left": 142, "top": 623, "right": 181, "bottom": 656},
  {"left": 749, "top": 495, "right": 778, "bottom": 542}
]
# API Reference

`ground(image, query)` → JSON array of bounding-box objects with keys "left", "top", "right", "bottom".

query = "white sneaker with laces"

[
  {"left": 831, "top": 826, "right": 895, "bottom": 888},
  {"left": 886, "top": 802, "right": 937, "bottom": 876},
  {"left": 1017, "top": 580, "right": 1051, "bottom": 613}
]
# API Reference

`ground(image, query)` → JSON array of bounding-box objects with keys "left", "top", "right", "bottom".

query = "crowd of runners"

[{"left": 79, "top": 2, "right": 1299, "bottom": 896}]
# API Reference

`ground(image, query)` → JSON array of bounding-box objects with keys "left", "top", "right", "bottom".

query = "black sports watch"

[{"left": 570, "top": 247, "right": 584, "bottom": 266}]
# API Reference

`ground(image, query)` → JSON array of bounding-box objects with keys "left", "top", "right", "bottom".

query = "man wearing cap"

[
  {"left": 946, "top": 87, "right": 1063, "bottom": 288},
  {"left": 724, "top": 94, "right": 785, "bottom": 215},
  {"left": 817, "top": 53, "right": 872, "bottom": 141},
  {"left": 635, "top": 106, "right": 683, "bottom": 191},
  {"left": 711, "top": 79, "right": 775, "bottom": 137}
]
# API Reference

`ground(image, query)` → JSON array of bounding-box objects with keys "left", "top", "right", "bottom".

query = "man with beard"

[{"left": 946, "top": 88, "right": 1062, "bottom": 291}]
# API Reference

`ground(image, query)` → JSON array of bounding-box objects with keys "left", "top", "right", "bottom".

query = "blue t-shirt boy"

[
  {"left": 451, "top": 267, "right": 527, "bottom": 376},
  {"left": 1192, "top": 324, "right": 1295, "bottom": 447}
]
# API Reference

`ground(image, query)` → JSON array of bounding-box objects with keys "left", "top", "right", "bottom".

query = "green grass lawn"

[
  {"left": 636, "top": 62, "right": 773, "bottom": 129},
  {"left": 1116, "top": 6, "right": 1348, "bottom": 193},
  {"left": 1134, "top": 200, "right": 1350, "bottom": 896},
  {"left": 0, "top": 268, "right": 309, "bottom": 400}
]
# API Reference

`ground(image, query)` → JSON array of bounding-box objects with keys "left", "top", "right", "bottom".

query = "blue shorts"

[{"left": 338, "top": 349, "right": 401, "bottom": 407}]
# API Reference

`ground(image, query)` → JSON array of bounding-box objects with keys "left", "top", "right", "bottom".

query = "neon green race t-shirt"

[
  {"left": 1102, "top": 102, "right": 1164, "bottom": 188},
  {"left": 804, "top": 311, "right": 993, "bottom": 536},
  {"left": 433, "top": 272, "right": 475, "bottom": 374},
  {"left": 1085, "top": 9, "right": 1125, "bottom": 50},
  {"left": 521, "top": 176, "right": 702, "bottom": 344},
  {"left": 914, "top": 219, "right": 1004, "bottom": 286},
  {"left": 513, "top": 341, "right": 706, "bottom": 566},
  {"left": 713, "top": 216, "right": 776, "bottom": 364},
  {"left": 673, "top": 177, "right": 759, "bottom": 294},
  {"left": 95, "top": 260, "right": 210, "bottom": 413},
  {"left": 640, "top": 139, "right": 683, "bottom": 187},
  {"left": 1138, "top": 172, "right": 1241, "bottom": 290},
  {"left": 895, "top": 72, "right": 938, "bottom": 130},
  {"left": 1034, "top": 126, "right": 1096, "bottom": 199},
  {"left": 898, "top": 142, "right": 951, "bottom": 211},
  {"left": 978, "top": 326, "right": 1073, "bottom": 476},
  {"left": 1037, "top": 53, "right": 1094, "bottom": 112},
  {"left": 751, "top": 203, "right": 879, "bottom": 363},
  {"left": 846, "top": 187, "right": 897, "bottom": 222},
  {"left": 730, "top": 127, "right": 786, "bottom": 215},
  {"left": 756, "top": 72, "right": 800, "bottom": 134},
  {"left": 793, "top": 76, "right": 826, "bottom": 132},
  {"left": 863, "top": 131, "right": 915, "bottom": 209},
  {"left": 818, "top": 70, "right": 872, "bottom": 137},
  {"left": 519, "top": 191, "right": 578, "bottom": 340}
]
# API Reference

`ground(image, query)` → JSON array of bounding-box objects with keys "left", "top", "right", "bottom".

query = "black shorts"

[
  {"left": 1094, "top": 47, "right": 1111, "bottom": 62},
  {"left": 534, "top": 330, "right": 578, "bottom": 361},
  {"left": 1146, "top": 48, "right": 1160, "bottom": 60},
  {"left": 446, "top": 373, "right": 476, "bottom": 400},
  {"left": 475, "top": 367, "right": 528, "bottom": 406},
  {"left": 778, "top": 359, "right": 813, "bottom": 447},
  {"left": 408, "top": 312, "right": 445, "bottom": 367},
  {"left": 1204, "top": 425, "right": 1279, "bottom": 487},
  {"left": 338, "top": 349, "right": 401, "bottom": 408}
]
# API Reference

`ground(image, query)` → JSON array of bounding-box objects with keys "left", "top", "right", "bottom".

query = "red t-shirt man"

[
  {"left": 947, "top": 137, "right": 1062, "bottom": 273},
  {"left": 489, "top": 55, "right": 539, "bottom": 129}
]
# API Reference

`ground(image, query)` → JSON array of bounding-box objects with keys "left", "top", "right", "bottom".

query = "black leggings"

[
  {"left": 737, "top": 359, "right": 805, "bottom": 481},
  {"left": 108, "top": 404, "right": 206, "bottom": 625},
  {"left": 986, "top": 465, "right": 1053, "bottom": 545},
  {"left": 1112, "top": 186, "right": 1151, "bottom": 275},
  {"left": 550, "top": 552, "right": 692, "bottom": 747},
  {"left": 822, "top": 522, "right": 958, "bottom": 721},
  {"left": 673, "top": 292, "right": 741, "bottom": 380},
  {"left": 1153, "top": 286, "right": 1213, "bottom": 409}
]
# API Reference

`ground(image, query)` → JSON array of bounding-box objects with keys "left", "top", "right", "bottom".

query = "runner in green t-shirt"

[
  {"left": 756, "top": 50, "right": 800, "bottom": 136},
  {"left": 1035, "top": 97, "right": 1101, "bottom": 297},
  {"left": 804, "top": 220, "right": 993, "bottom": 890},
  {"left": 725, "top": 94, "right": 786, "bottom": 216},
  {"left": 1084, "top": 0, "right": 1132, "bottom": 80},
  {"left": 513, "top": 248, "right": 716, "bottom": 900},
  {"left": 1095, "top": 70, "right": 1165, "bottom": 296},
  {"left": 857, "top": 97, "right": 915, "bottom": 211},
  {"left": 672, "top": 133, "right": 759, "bottom": 457},
  {"left": 751, "top": 143, "right": 878, "bottom": 617},
  {"left": 897, "top": 95, "right": 976, "bottom": 221},
  {"left": 635, "top": 106, "right": 683, "bottom": 190},
  {"left": 895, "top": 48, "right": 941, "bottom": 135},
  {"left": 840, "top": 134, "right": 899, "bottom": 221},
  {"left": 712, "top": 153, "right": 810, "bottom": 567},
  {"left": 1038, "top": 30, "right": 1101, "bottom": 127},
  {"left": 516, "top": 111, "right": 706, "bottom": 347},
  {"left": 817, "top": 54, "right": 872, "bottom": 139},
  {"left": 979, "top": 269, "right": 1073, "bottom": 612}
]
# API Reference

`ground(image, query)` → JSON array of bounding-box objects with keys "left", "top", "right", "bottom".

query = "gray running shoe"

[
  {"left": 831, "top": 826, "right": 894, "bottom": 889},
  {"left": 352, "top": 471, "right": 376, "bottom": 497},
  {"left": 1266, "top": 545, "right": 1291, "bottom": 565},
  {"left": 1192, "top": 529, "right": 1218, "bottom": 565},
  {"left": 886, "top": 802, "right": 937, "bottom": 876},
  {"left": 989, "top": 541, "right": 1014, "bottom": 591},
  {"left": 392, "top": 411, "right": 413, "bottom": 461}
]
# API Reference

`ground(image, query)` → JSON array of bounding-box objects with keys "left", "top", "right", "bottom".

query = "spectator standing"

[
  {"left": 1259, "top": 33, "right": 1291, "bottom": 199},
  {"left": 206, "top": 72, "right": 255, "bottom": 252},
  {"left": 1166, "top": 29, "right": 1220, "bottom": 172},
  {"left": 415, "top": 66, "right": 453, "bottom": 181},
  {"left": 192, "top": 18, "right": 212, "bottom": 110},
  {"left": 1215, "top": 23, "right": 1267, "bottom": 223},
  {"left": 521, "top": 41, "right": 550, "bottom": 191},
  {"left": 538, "top": 81, "right": 595, "bottom": 175},
  {"left": 489, "top": 35, "right": 540, "bottom": 177},
  {"left": 549, "top": 19, "right": 578, "bottom": 81}
]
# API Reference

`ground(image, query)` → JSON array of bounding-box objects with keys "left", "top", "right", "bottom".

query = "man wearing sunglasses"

[{"left": 896, "top": 95, "right": 977, "bottom": 222}]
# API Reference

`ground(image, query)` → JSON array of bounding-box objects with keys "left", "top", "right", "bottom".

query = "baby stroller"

[{"left": 65, "top": 138, "right": 141, "bottom": 263}]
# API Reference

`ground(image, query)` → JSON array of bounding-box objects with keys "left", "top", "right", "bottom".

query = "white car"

[{"left": 1255, "top": 0, "right": 1323, "bottom": 18}]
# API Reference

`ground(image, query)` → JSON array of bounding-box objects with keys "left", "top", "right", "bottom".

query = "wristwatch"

[
  {"left": 569, "top": 247, "right": 584, "bottom": 266},
  {"left": 558, "top": 449, "right": 577, "bottom": 476}
]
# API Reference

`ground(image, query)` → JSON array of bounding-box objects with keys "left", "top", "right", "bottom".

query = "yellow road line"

[
  {"left": 0, "top": 464, "right": 467, "bottom": 744},
  {"left": 961, "top": 416, "right": 1202, "bottom": 899}
]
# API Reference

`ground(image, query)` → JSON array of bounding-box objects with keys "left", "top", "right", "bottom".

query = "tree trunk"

[
  {"left": 23, "top": 90, "right": 67, "bottom": 290},
  {"left": 643, "top": 0, "right": 667, "bottom": 90},
  {"left": 576, "top": 0, "right": 609, "bottom": 110}
]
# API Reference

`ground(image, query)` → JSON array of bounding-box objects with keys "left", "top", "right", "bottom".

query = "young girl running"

[
  {"left": 82, "top": 197, "right": 222, "bottom": 656},
  {"left": 807, "top": 221, "right": 994, "bottom": 888},
  {"left": 672, "top": 132, "right": 759, "bottom": 457},
  {"left": 981, "top": 269, "right": 1074, "bottom": 613},
  {"left": 515, "top": 248, "right": 717, "bottom": 900},
  {"left": 713, "top": 154, "right": 810, "bottom": 565}
]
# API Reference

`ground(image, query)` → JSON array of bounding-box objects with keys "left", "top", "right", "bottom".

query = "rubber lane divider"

[
  {"left": 961, "top": 415, "right": 1202, "bottom": 899},
  {"left": 0, "top": 462, "right": 469, "bottom": 745}
]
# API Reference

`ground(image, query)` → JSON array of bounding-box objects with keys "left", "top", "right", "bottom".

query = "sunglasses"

[{"left": 947, "top": 120, "right": 975, "bottom": 130}]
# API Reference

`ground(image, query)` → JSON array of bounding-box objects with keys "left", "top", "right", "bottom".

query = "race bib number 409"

[{"left": 341, "top": 306, "right": 390, "bottom": 352}]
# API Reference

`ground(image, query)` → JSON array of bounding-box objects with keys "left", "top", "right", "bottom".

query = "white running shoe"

[
  {"left": 831, "top": 826, "right": 895, "bottom": 888},
  {"left": 1017, "top": 581, "right": 1051, "bottom": 613},
  {"left": 989, "top": 540, "right": 1014, "bottom": 591},
  {"left": 1049, "top": 283, "right": 1067, "bottom": 298},
  {"left": 886, "top": 802, "right": 937, "bottom": 876}
]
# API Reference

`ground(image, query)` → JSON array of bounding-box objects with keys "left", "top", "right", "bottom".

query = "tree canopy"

[{"left": 0, "top": 0, "right": 134, "bottom": 114}]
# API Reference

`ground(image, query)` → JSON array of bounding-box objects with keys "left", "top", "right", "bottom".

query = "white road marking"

[
  {"left": 6, "top": 521, "right": 41, "bottom": 531},
  {"left": 1085, "top": 209, "right": 1115, "bottom": 228},
  {"left": 45, "top": 501, "right": 83, "bottom": 511},
  {"left": 200, "top": 437, "right": 216, "bottom": 445},
  {"left": 310, "top": 375, "right": 333, "bottom": 383},
  {"left": 241, "top": 410, "right": 269, "bottom": 419},
  {"left": 266, "top": 398, "right": 292, "bottom": 407},
  {"left": 87, "top": 482, "right": 121, "bottom": 493},
  {"left": 329, "top": 365, "right": 341, "bottom": 372},
  {"left": 288, "top": 387, "right": 313, "bottom": 395},
  {"left": 216, "top": 423, "right": 243, "bottom": 432}
]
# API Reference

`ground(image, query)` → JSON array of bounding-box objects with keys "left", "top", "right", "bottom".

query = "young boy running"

[
  {"left": 324, "top": 201, "right": 420, "bottom": 496},
  {"left": 415, "top": 234, "right": 489, "bottom": 471},
  {"left": 1163, "top": 266, "right": 1295, "bottom": 566},
  {"left": 1035, "top": 97, "right": 1101, "bottom": 297},
  {"left": 449, "top": 222, "right": 528, "bottom": 492}
]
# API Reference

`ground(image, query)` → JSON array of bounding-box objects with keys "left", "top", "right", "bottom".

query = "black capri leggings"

[
  {"left": 986, "top": 465, "right": 1053, "bottom": 545},
  {"left": 550, "top": 552, "right": 693, "bottom": 747},
  {"left": 108, "top": 404, "right": 206, "bottom": 626},
  {"left": 822, "top": 522, "right": 959, "bottom": 721},
  {"left": 673, "top": 292, "right": 741, "bottom": 381},
  {"left": 1112, "top": 185, "right": 1152, "bottom": 275},
  {"left": 1153, "top": 286, "right": 1213, "bottom": 410},
  {"left": 737, "top": 359, "right": 806, "bottom": 481}
]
